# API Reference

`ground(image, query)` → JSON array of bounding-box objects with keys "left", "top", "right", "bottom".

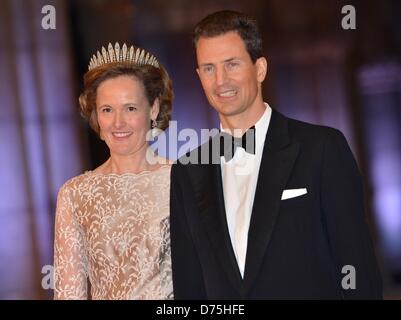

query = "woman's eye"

[
  {"left": 101, "top": 107, "right": 112, "bottom": 113},
  {"left": 127, "top": 106, "right": 137, "bottom": 111}
]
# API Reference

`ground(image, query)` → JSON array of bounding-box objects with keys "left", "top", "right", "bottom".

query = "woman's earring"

[{"left": 151, "top": 119, "right": 161, "bottom": 138}]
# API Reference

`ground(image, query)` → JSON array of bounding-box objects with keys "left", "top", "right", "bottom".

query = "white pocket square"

[{"left": 281, "top": 188, "right": 307, "bottom": 200}]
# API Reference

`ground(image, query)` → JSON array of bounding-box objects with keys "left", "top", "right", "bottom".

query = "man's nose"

[{"left": 215, "top": 67, "right": 227, "bottom": 86}]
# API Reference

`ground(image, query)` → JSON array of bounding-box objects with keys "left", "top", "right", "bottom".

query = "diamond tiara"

[{"left": 88, "top": 42, "right": 160, "bottom": 71}]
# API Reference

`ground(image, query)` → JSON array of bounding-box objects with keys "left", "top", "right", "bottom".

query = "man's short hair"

[{"left": 193, "top": 10, "right": 263, "bottom": 63}]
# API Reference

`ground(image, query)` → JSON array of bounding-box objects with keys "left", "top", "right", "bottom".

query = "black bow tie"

[{"left": 219, "top": 126, "right": 256, "bottom": 162}]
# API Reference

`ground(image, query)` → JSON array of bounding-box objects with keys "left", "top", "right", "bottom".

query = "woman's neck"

[{"left": 97, "top": 145, "right": 162, "bottom": 174}]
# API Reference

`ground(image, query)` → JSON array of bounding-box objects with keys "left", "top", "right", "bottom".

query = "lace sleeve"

[
  {"left": 54, "top": 183, "right": 88, "bottom": 299},
  {"left": 160, "top": 217, "right": 174, "bottom": 299}
]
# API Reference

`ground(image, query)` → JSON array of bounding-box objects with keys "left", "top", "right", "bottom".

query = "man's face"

[{"left": 196, "top": 31, "right": 266, "bottom": 120}]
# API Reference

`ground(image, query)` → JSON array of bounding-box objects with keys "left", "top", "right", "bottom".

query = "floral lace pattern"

[{"left": 54, "top": 165, "right": 173, "bottom": 300}]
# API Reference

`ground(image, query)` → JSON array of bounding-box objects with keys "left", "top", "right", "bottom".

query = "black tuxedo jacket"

[{"left": 170, "top": 109, "right": 382, "bottom": 299}]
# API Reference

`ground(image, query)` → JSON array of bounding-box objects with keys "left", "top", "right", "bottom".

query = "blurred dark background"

[{"left": 0, "top": 0, "right": 400, "bottom": 299}]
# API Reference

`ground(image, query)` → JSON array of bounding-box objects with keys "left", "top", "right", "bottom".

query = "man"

[{"left": 170, "top": 10, "right": 382, "bottom": 299}]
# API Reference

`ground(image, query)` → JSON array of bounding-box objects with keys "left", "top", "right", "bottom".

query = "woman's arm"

[{"left": 54, "top": 183, "right": 88, "bottom": 300}]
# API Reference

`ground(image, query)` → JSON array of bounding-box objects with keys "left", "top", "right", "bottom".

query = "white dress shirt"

[{"left": 220, "top": 103, "right": 272, "bottom": 278}]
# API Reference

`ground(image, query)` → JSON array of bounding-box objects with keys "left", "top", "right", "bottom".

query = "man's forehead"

[
  {"left": 196, "top": 32, "right": 248, "bottom": 63},
  {"left": 196, "top": 31, "right": 245, "bottom": 48}
]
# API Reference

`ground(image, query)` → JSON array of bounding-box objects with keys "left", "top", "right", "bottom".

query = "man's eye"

[
  {"left": 227, "top": 62, "right": 239, "bottom": 69},
  {"left": 127, "top": 106, "right": 137, "bottom": 111},
  {"left": 202, "top": 66, "right": 214, "bottom": 74}
]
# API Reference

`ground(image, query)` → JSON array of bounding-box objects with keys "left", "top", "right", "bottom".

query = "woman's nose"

[{"left": 113, "top": 111, "right": 126, "bottom": 128}]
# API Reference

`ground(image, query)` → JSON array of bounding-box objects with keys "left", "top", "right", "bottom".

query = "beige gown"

[{"left": 53, "top": 165, "right": 173, "bottom": 299}]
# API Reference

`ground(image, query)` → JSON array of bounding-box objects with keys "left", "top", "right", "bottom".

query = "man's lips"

[{"left": 216, "top": 89, "right": 237, "bottom": 98}]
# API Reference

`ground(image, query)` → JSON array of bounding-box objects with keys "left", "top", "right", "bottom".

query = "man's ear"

[
  {"left": 151, "top": 98, "right": 160, "bottom": 120},
  {"left": 255, "top": 57, "right": 267, "bottom": 83}
]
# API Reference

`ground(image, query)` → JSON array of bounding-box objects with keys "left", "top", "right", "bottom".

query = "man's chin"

[{"left": 217, "top": 107, "right": 244, "bottom": 118}]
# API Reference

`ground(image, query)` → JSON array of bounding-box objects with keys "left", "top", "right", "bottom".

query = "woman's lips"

[{"left": 112, "top": 132, "right": 133, "bottom": 138}]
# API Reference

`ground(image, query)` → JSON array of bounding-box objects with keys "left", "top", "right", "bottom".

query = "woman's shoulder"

[
  {"left": 150, "top": 157, "right": 173, "bottom": 172},
  {"left": 156, "top": 157, "right": 174, "bottom": 167},
  {"left": 57, "top": 172, "right": 93, "bottom": 195},
  {"left": 145, "top": 156, "right": 173, "bottom": 178}
]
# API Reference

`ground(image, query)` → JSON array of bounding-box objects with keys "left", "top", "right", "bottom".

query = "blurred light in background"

[
  {"left": 358, "top": 61, "right": 401, "bottom": 277},
  {"left": 0, "top": 0, "right": 83, "bottom": 298}
]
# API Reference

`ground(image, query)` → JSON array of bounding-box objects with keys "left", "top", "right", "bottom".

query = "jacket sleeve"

[
  {"left": 321, "top": 129, "right": 383, "bottom": 299},
  {"left": 170, "top": 164, "right": 207, "bottom": 299}
]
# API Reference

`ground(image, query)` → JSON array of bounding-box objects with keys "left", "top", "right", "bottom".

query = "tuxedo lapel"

[
  {"left": 244, "top": 110, "right": 300, "bottom": 292},
  {"left": 186, "top": 140, "right": 244, "bottom": 294}
]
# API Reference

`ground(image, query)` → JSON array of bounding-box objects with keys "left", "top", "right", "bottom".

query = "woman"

[{"left": 54, "top": 43, "right": 173, "bottom": 299}]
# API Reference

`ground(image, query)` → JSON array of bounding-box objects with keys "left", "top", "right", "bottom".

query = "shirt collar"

[
  {"left": 255, "top": 102, "right": 272, "bottom": 151},
  {"left": 219, "top": 102, "right": 272, "bottom": 152}
]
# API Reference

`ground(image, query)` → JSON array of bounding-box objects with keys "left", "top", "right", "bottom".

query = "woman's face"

[{"left": 96, "top": 75, "right": 159, "bottom": 157}]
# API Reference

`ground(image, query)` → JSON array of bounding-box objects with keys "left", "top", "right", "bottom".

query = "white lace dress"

[{"left": 53, "top": 165, "right": 173, "bottom": 300}]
